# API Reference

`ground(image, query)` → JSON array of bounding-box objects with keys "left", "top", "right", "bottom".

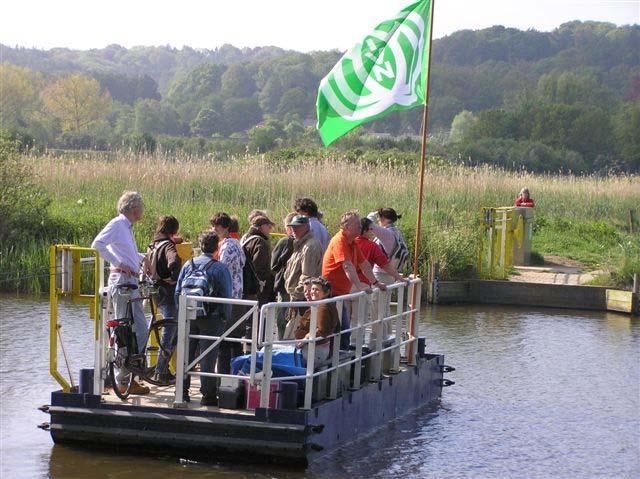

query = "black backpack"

[{"left": 146, "top": 239, "right": 172, "bottom": 282}]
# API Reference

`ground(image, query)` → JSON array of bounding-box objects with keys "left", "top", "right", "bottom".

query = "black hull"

[{"left": 47, "top": 354, "right": 445, "bottom": 466}]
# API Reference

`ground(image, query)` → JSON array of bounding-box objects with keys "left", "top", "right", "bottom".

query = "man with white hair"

[{"left": 91, "top": 191, "right": 150, "bottom": 395}]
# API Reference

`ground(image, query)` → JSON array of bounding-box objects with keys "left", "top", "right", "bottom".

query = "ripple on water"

[{"left": 1, "top": 298, "right": 638, "bottom": 479}]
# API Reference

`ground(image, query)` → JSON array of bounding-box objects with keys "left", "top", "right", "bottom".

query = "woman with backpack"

[{"left": 145, "top": 215, "right": 182, "bottom": 384}]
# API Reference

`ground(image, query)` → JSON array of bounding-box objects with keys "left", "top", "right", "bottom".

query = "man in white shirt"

[{"left": 91, "top": 191, "right": 150, "bottom": 395}]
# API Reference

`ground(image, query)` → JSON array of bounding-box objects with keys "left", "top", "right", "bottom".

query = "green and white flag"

[{"left": 316, "top": 0, "right": 433, "bottom": 146}]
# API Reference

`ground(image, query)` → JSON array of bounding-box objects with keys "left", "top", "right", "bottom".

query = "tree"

[
  {"left": 134, "top": 99, "right": 183, "bottom": 135},
  {"left": 0, "top": 64, "right": 40, "bottom": 128},
  {"left": 220, "top": 63, "right": 256, "bottom": 98},
  {"left": 449, "top": 110, "right": 476, "bottom": 143},
  {"left": 42, "top": 75, "right": 112, "bottom": 132},
  {"left": 614, "top": 102, "right": 640, "bottom": 171},
  {"left": 222, "top": 98, "right": 263, "bottom": 134},
  {"left": 277, "top": 87, "right": 310, "bottom": 119},
  {"left": 467, "top": 109, "right": 518, "bottom": 140},
  {"left": 0, "top": 138, "right": 51, "bottom": 243},
  {"left": 190, "top": 107, "right": 223, "bottom": 137},
  {"left": 248, "top": 124, "right": 280, "bottom": 152}
]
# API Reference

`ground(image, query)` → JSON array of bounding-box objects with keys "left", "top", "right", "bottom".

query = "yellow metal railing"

[
  {"left": 49, "top": 245, "right": 102, "bottom": 391},
  {"left": 477, "top": 207, "right": 535, "bottom": 279},
  {"left": 49, "top": 242, "right": 196, "bottom": 391}
]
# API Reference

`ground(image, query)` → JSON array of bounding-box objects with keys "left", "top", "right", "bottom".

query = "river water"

[{"left": 0, "top": 297, "right": 638, "bottom": 478}]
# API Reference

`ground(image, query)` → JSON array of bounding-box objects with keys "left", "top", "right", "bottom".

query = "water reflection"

[{"left": 1, "top": 296, "right": 638, "bottom": 478}]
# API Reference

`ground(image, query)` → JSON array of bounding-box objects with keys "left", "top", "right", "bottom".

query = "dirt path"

[{"left": 510, "top": 255, "right": 603, "bottom": 285}]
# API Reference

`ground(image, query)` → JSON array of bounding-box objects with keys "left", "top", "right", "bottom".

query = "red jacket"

[{"left": 514, "top": 197, "right": 535, "bottom": 208}]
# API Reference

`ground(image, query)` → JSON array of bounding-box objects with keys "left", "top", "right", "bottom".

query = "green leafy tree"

[
  {"left": 190, "top": 107, "right": 223, "bottom": 137},
  {"left": 277, "top": 87, "right": 310, "bottom": 119},
  {"left": 222, "top": 98, "right": 262, "bottom": 134},
  {"left": 614, "top": 102, "right": 640, "bottom": 170},
  {"left": 0, "top": 64, "right": 41, "bottom": 128},
  {"left": 220, "top": 63, "right": 256, "bottom": 98},
  {"left": 0, "top": 139, "right": 51, "bottom": 243},
  {"left": 42, "top": 74, "right": 112, "bottom": 132},
  {"left": 248, "top": 124, "right": 280, "bottom": 152},
  {"left": 449, "top": 110, "right": 476, "bottom": 143},
  {"left": 134, "top": 99, "right": 183, "bottom": 135}
]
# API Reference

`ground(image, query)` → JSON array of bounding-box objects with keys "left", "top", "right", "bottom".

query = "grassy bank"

[{"left": 1, "top": 150, "right": 638, "bottom": 294}]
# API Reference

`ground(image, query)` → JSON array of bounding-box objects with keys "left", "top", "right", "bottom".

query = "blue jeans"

[
  {"left": 108, "top": 272, "right": 149, "bottom": 354},
  {"left": 155, "top": 301, "right": 177, "bottom": 375},
  {"left": 108, "top": 272, "right": 149, "bottom": 385}
]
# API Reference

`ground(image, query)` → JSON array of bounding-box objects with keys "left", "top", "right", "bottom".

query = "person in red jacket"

[{"left": 514, "top": 187, "right": 535, "bottom": 207}]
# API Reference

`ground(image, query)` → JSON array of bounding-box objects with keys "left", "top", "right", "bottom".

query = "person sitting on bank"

[
  {"left": 175, "top": 231, "right": 232, "bottom": 406},
  {"left": 146, "top": 215, "right": 182, "bottom": 384},
  {"left": 514, "top": 187, "right": 535, "bottom": 208},
  {"left": 91, "top": 191, "right": 150, "bottom": 395},
  {"left": 294, "top": 277, "right": 340, "bottom": 367}
]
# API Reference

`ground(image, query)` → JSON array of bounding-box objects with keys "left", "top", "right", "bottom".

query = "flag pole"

[{"left": 409, "top": 0, "right": 435, "bottom": 363}]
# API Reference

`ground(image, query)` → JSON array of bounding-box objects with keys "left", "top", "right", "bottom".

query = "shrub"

[{"left": 0, "top": 138, "right": 52, "bottom": 243}]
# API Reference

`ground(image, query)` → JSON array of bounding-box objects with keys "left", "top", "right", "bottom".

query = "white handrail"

[{"left": 171, "top": 278, "right": 422, "bottom": 409}]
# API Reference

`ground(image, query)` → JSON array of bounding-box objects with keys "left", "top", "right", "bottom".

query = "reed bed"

[{"left": 2, "top": 151, "right": 638, "bottom": 294}]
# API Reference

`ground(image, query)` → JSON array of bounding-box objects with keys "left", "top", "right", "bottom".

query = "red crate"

[{"left": 244, "top": 380, "right": 278, "bottom": 409}]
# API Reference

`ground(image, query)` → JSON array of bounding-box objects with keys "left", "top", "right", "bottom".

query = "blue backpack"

[{"left": 180, "top": 259, "right": 217, "bottom": 316}]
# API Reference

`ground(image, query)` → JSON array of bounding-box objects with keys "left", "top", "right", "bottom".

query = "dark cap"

[
  {"left": 251, "top": 215, "right": 276, "bottom": 227},
  {"left": 286, "top": 215, "right": 310, "bottom": 226}
]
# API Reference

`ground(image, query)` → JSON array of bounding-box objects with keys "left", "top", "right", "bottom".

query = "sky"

[{"left": 0, "top": 0, "right": 638, "bottom": 52}]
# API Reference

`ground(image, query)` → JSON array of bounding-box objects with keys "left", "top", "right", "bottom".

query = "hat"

[
  {"left": 286, "top": 215, "right": 310, "bottom": 226},
  {"left": 251, "top": 215, "right": 276, "bottom": 227}
]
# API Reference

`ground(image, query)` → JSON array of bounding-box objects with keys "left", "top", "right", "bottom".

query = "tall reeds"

[{"left": 2, "top": 151, "right": 638, "bottom": 294}]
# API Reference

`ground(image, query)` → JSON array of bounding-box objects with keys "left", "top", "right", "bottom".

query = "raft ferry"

[{"left": 40, "top": 244, "right": 453, "bottom": 466}]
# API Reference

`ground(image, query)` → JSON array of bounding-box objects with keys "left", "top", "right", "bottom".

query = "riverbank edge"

[{"left": 428, "top": 278, "right": 640, "bottom": 316}]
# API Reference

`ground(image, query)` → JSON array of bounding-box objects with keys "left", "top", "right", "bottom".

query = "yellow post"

[
  {"left": 50, "top": 245, "right": 71, "bottom": 392},
  {"left": 71, "top": 249, "right": 81, "bottom": 299}
]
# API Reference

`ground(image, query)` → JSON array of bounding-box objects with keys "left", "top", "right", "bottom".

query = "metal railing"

[
  {"left": 49, "top": 245, "right": 104, "bottom": 392},
  {"left": 172, "top": 278, "right": 422, "bottom": 410}
]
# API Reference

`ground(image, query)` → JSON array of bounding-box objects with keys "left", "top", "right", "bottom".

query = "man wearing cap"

[
  {"left": 284, "top": 215, "right": 323, "bottom": 302},
  {"left": 241, "top": 215, "right": 276, "bottom": 305}
]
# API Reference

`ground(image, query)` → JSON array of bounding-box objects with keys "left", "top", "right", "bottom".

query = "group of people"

[{"left": 92, "top": 191, "right": 410, "bottom": 406}]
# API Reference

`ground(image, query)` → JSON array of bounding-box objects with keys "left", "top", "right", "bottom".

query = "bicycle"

[{"left": 105, "top": 279, "right": 178, "bottom": 400}]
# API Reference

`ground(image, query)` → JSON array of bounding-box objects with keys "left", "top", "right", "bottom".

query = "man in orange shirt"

[{"left": 322, "top": 211, "right": 384, "bottom": 348}]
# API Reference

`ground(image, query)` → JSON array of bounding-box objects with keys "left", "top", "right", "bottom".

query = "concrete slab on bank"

[{"left": 429, "top": 279, "right": 639, "bottom": 315}]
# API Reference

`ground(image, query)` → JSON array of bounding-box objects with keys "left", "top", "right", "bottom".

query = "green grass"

[{"left": 1, "top": 150, "right": 638, "bottom": 294}]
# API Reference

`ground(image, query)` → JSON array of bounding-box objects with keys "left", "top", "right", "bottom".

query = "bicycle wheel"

[
  {"left": 141, "top": 318, "right": 177, "bottom": 386},
  {"left": 109, "top": 358, "right": 135, "bottom": 400}
]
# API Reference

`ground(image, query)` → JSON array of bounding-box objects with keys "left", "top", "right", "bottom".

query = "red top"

[
  {"left": 354, "top": 236, "right": 388, "bottom": 284},
  {"left": 514, "top": 197, "right": 535, "bottom": 207},
  {"left": 322, "top": 230, "right": 366, "bottom": 296}
]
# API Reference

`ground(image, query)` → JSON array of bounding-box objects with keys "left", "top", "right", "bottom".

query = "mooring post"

[{"left": 633, "top": 273, "right": 639, "bottom": 294}]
